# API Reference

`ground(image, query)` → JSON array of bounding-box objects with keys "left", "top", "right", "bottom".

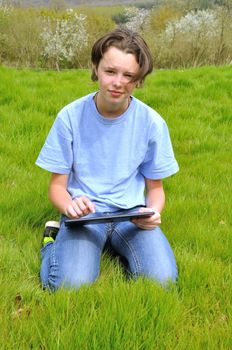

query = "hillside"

[{"left": 16, "top": 0, "right": 155, "bottom": 7}]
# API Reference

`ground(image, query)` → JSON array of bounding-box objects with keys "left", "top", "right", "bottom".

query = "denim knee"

[
  {"left": 47, "top": 272, "right": 98, "bottom": 291},
  {"left": 131, "top": 257, "right": 178, "bottom": 286}
]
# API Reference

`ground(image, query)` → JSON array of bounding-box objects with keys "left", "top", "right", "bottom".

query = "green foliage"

[
  {"left": 157, "top": 0, "right": 232, "bottom": 10},
  {"left": 1, "top": 9, "right": 44, "bottom": 67},
  {"left": 136, "top": 1, "right": 157, "bottom": 9},
  {"left": 112, "top": 11, "right": 128, "bottom": 25},
  {"left": 148, "top": 5, "right": 183, "bottom": 32},
  {"left": 0, "top": 7, "right": 45, "bottom": 67},
  {"left": 0, "top": 65, "right": 232, "bottom": 349}
]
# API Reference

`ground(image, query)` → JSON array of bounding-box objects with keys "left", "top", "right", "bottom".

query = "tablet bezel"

[{"left": 64, "top": 209, "right": 155, "bottom": 226}]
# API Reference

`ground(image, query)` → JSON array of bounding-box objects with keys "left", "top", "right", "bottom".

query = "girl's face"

[{"left": 94, "top": 46, "right": 140, "bottom": 117}]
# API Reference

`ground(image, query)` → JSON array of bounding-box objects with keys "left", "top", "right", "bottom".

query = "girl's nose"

[{"left": 112, "top": 74, "right": 125, "bottom": 86}]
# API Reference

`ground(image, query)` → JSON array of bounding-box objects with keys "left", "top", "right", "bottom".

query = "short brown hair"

[{"left": 91, "top": 27, "right": 153, "bottom": 86}]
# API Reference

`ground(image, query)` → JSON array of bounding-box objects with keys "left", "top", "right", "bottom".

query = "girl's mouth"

[{"left": 109, "top": 90, "right": 123, "bottom": 97}]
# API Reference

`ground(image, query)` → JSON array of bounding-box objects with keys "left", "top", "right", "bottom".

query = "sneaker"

[{"left": 42, "top": 221, "right": 60, "bottom": 246}]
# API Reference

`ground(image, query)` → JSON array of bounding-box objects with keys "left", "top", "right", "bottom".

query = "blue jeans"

[{"left": 40, "top": 216, "right": 178, "bottom": 291}]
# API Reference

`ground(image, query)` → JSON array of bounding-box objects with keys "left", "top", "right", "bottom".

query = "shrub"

[
  {"left": 0, "top": 1, "right": 12, "bottom": 62},
  {"left": 148, "top": 6, "right": 183, "bottom": 33},
  {"left": 112, "top": 12, "right": 128, "bottom": 25},
  {"left": 0, "top": 8, "right": 44, "bottom": 67}
]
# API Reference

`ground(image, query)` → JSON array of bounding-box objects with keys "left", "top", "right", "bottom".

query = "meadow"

[{"left": 0, "top": 65, "right": 231, "bottom": 349}]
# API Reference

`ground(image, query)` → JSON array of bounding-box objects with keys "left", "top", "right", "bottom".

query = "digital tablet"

[{"left": 65, "top": 209, "right": 155, "bottom": 227}]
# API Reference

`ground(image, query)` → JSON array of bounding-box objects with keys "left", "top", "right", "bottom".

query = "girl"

[{"left": 36, "top": 28, "right": 179, "bottom": 291}]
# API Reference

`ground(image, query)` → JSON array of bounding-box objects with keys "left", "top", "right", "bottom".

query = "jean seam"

[
  {"left": 106, "top": 223, "right": 113, "bottom": 237},
  {"left": 113, "top": 227, "right": 141, "bottom": 276},
  {"left": 40, "top": 242, "right": 53, "bottom": 290},
  {"left": 48, "top": 241, "right": 59, "bottom": 290}
]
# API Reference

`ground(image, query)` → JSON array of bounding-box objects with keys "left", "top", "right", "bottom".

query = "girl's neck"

[{"left": 94, "top": 93, "right": 130, "bottom": 118}]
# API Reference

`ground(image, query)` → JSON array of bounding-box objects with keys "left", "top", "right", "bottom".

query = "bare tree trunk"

[{"left": 55, "top": 59, "right": 60, "bottom": 71}]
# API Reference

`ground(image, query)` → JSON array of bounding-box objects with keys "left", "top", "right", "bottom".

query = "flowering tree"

[
  {"left": 164, "top": 9, "right": 219, "bottom": 44},
  {"left": 124, "top": 7, "right": 151, "bottom": 33},
  {"left": 41, "top": 9, "right": 88, "bottom": 70},
  {"left": 157, "top": 8, "right": 232, "bottom": 67}
]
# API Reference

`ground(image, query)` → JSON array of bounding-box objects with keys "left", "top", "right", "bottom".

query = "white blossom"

[
  {"left": 124, "top": 7, "right": 150, "bottom": 32},
  {"left": 41, "top": 9, "right": 88, "bottom": 69},
  {"left": 164, "top": 9, "right": 220, "bottom": 43},
  {"left": 0, "top": 0, "right": 13, "bottom": 15}
]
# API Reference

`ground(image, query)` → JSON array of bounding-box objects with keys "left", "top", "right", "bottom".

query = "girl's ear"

[
  {"left": 92, "top": 64, "right": 98, "bottom": 77},
  {"left": 136, "top": 80, "right": 143, "bottom": 88},
  {"left": 91, "top": 64, "right": 98, "bottom": 81}
]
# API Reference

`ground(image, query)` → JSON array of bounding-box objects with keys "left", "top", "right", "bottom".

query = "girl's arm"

[
  {"left": 132, "top": 178, "right": 165, "bottom": 230},
  {"left": 145, "top": 178, "right": 165, "bottom": 214},
  {"left": 48, "top": 173, "right": 95, "bottom": 218}
]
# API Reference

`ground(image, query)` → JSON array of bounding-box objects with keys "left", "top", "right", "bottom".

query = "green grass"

[{"left": 0, "top": 65, "right": 231, "bottom": 349}]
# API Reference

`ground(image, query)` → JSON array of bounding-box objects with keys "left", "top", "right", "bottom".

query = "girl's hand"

[
  {"left": 65, "top": 196, "right": 96, "bottom": 218},
  {"left": 131, "top": 207, "right": 161, "bottom": 230}
]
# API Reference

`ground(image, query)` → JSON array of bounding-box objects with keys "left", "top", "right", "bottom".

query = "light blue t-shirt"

[{"left": 36, "top": 93, "right": 179, "bottom": 212}]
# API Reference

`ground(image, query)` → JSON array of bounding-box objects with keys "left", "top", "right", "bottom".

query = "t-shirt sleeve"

[
  {"left": 36, "top": 111, "right": 73, "bottom": 174},
  {"left": 140, "top": 120, "right": 179, "bottom": 179}
]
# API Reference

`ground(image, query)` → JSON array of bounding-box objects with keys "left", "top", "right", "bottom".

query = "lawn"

[{"left": 0, "top": 65, "right": 231, "bottom": 349}]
